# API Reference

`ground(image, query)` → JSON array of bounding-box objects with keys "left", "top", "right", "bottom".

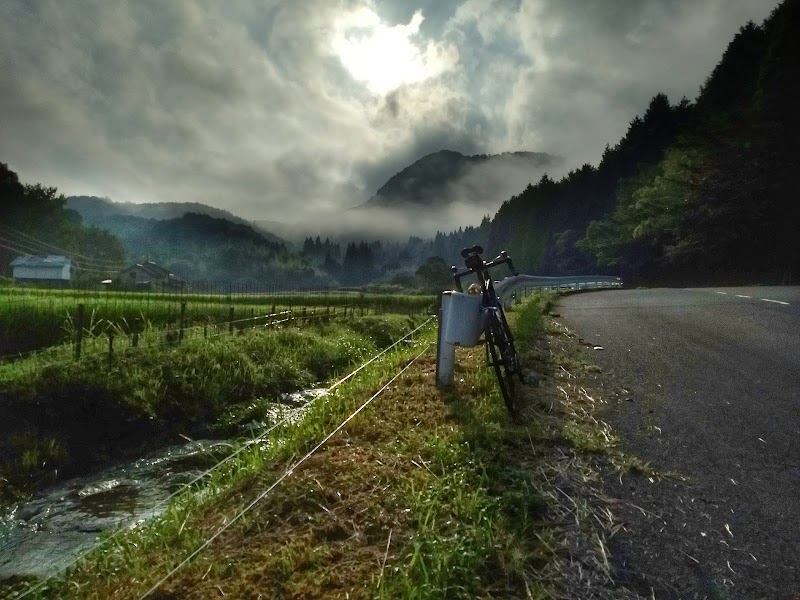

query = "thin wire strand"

[
  {"left": 139, "top": 342, "right": 432, "bottom": 599},
  {"left": 0, "top": 236, "right": 124, "bottom": 271},
  {"left": 11, "top": 319, "right": 434, "bottom": 600},
  {"left": 0, "top": 225, "right": 127, "bottom": 267}
]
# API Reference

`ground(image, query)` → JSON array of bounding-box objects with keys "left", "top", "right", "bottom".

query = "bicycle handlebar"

[{"left": 451, "top": 248, "right": 518, "bottom": 292}]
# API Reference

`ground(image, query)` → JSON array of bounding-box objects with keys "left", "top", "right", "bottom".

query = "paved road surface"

[{"left": 558, "top": 287, "right": 799, "bottom": 599}]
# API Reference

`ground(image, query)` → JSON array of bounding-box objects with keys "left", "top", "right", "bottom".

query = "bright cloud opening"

[{"left": 333, "top": 9, "right": 456, "bottom": 95}]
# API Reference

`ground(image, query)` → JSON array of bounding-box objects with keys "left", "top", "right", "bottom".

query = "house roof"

[
  {"left": 10, "top": 254, "right": 72, "bottom": 267},
  {"left": 121, "top": 261, "right": 182, "bottom": 282},
  {"left": 121, "top": 261, "right": 172, "bottom": 277}
]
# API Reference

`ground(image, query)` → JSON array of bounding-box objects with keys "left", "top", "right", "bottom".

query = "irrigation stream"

[{"left": 0, "top": 388, "right": 326, "bottom": 581}]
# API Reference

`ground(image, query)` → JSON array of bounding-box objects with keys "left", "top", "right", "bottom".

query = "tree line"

[
  {"left": 0, "top": 163, "right": 127, "bottom": 280},
  {"left": 480, "top": 0, "right": 799, "bottom": 285}
]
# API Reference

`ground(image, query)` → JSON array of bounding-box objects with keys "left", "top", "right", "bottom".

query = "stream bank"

[{"left": 0, "top": 389, "right": 322, "bottom": 582}]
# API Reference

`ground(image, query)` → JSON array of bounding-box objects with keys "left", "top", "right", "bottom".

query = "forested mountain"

[
  {"left": 359, "top": 149, "right": 560, "bottom": 210},
  {"left": 477, "top": 0, "right": 799, "bottom": 285},
  {"left": 0, "top": 164, "right": 126, "bottom": 280},
  {"left": 86, "top": 213, "right": 331, "bottom": 288},
  {"left": 67, "top": 196, "right": 286, "bottom": 245},
  {"left": 483, "top": 93, "right": 693, "bottom": 276}
]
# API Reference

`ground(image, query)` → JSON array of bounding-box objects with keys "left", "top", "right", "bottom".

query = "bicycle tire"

[
  {"left": 494, "top": 303, "right": 524, "bottom": 382},
  {"left": 485, "top": 309, "right": 518, "bottom": 412}
]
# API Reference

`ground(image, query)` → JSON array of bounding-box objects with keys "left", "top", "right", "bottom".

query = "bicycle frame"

[{"left": 451, "top": 247, "right": 522, "bottom": 412}]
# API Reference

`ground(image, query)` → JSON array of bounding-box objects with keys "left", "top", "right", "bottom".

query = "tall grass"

[
  {"left": 7, "top": 329, "right": 437, "bottom": 600},
  {"left": 513, "top": 290, "right": 556, "bottom": 342},
  {"left": 0, "top": 287, "right": 436, "bottom": 358},
  {"left": 0, "top": 315, "right": 426, "bottom": 503}
]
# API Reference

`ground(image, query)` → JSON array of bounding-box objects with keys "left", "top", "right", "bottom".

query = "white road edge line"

[
  {"left": 735, "top": 295, "right": 751, "bottom": 299},
  {"left": 715, "top": 291, "right": 728, "bottom": 295},
  {"left": 761, "top": 298, "right": 790, "bottom": 306}
]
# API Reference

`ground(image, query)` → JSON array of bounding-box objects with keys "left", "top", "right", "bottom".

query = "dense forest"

[
  {"left": 0, "top": 163, "right": 126, "bottom": 281},
  {"left": 81, "top": 213, "right": 334, "bottom": 289},
  {"left": 472, "top": 0, "right": 799, "bottom": 285}
]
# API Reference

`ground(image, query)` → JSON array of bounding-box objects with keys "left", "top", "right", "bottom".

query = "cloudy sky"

[{"left": 0, "top": 0, "right": 780, "bottom": 229}]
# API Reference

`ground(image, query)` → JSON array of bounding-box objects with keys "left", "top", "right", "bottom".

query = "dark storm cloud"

[{"left": 0, "top": 0, "right": 782, "bottom": 231}]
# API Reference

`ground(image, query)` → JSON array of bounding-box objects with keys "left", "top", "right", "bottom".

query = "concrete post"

[{"left": 435, "top": 306, "right": 456, "bottom": 388}]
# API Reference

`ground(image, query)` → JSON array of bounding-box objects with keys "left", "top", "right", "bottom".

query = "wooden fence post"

[
  {"left": 179, "top": 302, "right": 187, "bottom": 343},
  {"left": 75, "top": 303, "right": 85, "bottom": 360},
  {"left": 229, "top": 306, "right": 235, "bottom": 334}
]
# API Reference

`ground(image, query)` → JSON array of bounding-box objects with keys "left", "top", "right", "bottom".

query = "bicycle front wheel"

[{"left": 485, "top": 309, "right": 519, "bottom": 412}]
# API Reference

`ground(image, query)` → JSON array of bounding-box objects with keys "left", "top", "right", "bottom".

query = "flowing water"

[{"left": 0, "top": 388, "right": 325, "bottom": 581}]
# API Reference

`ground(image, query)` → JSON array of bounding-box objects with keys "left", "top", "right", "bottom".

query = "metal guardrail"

[{"left": 494, "top": 275, "right": 623, "bottom": 304}]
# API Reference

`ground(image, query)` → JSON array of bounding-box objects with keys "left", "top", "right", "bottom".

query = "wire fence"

[
  {"left": 10, "top": 320, "right": 436, "bottom": 600},
  {"left": 0, "top": 282, "right": 437, "bottom": 363}
]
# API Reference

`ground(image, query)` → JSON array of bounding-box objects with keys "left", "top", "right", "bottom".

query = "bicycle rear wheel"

[
  {"left": 494, "top": 303, "right": 523, "bottom": 382},
  {"left": 485, "top": 309, "right": 519, "bottom": 412}
]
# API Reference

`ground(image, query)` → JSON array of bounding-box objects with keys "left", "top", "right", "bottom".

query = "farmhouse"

[
  {"left": 119, "top": 260, "right": 184, "bottom": 290},
  {"left": 10, "top": 255, "right": 73, "bottom": 285}
]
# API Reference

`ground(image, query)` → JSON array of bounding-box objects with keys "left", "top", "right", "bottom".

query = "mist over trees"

[
  {"left": 85, "top": 213, "right": 335, "bottom": 289},
  {"left": 481, "top": 0, "right": 800, "bottom": 285}
]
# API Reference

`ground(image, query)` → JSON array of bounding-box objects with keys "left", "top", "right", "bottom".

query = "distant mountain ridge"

[
  {"left": 360, "top": 149, "right": 561, "bottom": 210},
  {"left": 67, "top": 196, "right": 286, "bottom": 245}
]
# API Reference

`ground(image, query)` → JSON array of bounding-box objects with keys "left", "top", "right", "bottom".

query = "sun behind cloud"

[{"left": 333, "top": 8, "right": 457, "bottom": 95}]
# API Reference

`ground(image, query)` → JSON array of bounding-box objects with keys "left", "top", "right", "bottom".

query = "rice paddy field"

[{"left": 0, "top": 285, "right": 436, "bottom": 363}]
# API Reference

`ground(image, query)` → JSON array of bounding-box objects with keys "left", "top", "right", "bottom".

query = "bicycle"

[{"left": 452, "top": 246, "right": 523, "bottom": 412}]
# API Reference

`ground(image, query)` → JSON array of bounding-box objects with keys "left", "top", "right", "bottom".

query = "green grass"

[
  {"left": 513, "top": 290, "right": 556, "bottom": 342},
  {"left": 0, "top": 314, "right": 427, "bottom": 504},
  {"left": 3, "top": 292, "right": 624, "bottom": 599},
  {"left": 0, "top": 287, "right": 436, "bottom": 358},
  {"left": 4, "top": 329, "right": 438, "bottom": 600}
]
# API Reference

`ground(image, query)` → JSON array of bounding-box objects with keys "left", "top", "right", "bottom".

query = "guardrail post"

[
  {"left": 435, "top": 305, "right": 455, "bottom": 388},
  {"left": 436, "top": 291, "right": 483, "bottom": 388}
]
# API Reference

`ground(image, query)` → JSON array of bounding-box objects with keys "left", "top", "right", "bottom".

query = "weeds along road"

[{"left": 557, "top": 286, "right": 800, "bottom": 598}]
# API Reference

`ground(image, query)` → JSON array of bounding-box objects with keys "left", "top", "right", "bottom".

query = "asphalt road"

[{"left": 558, "top": 287, "right": 800, "bottom": 599}]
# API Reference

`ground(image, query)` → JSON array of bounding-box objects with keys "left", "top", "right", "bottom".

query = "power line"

[
  {"left": 0, "top": 233, "right": 125, "bottom": 271},
  {"left": 0, "top": 236, "right": 122, "bottom": 272},
  {"left": 0, "top": 224, "right": 126, "bottom": 267},
  {"left": 0, "top": 231, "right": 122, "bottom": 268}
]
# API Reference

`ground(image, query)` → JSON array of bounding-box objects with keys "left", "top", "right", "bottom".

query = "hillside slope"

[
  {"left": 67, "top": 196, "right": 286, "bottom": 245},
  {"left": 361, "top": 149, "right": 560, "bottom": 210},
  {"left": 86, "top": 212, "right": 328, "bottom": 287}
]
